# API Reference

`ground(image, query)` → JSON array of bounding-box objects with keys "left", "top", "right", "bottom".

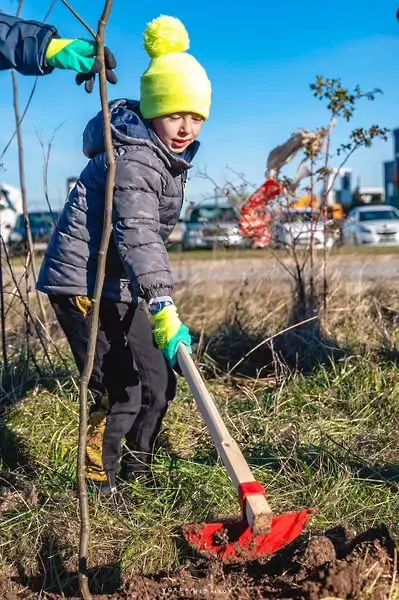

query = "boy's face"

[{"left": 151, "top": 112, "right": 205, "bottom": 154}]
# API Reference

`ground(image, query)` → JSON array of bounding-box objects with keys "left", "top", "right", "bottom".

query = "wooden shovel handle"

[{"left": 177, "top": 344, "right": 273, "bottom": 535}]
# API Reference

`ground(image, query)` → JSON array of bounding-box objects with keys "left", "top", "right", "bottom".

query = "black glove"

[{"left": 75, "top": 46, "right": 117, "bottom": 94}]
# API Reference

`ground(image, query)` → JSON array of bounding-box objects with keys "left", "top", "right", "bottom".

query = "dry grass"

[{"left": 175, "top": 274, "right": 399, "bottom": 376}]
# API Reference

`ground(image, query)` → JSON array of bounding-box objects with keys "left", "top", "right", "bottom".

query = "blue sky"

[{"left": 0, "top": 0, "right": 398, "bottom": 210}]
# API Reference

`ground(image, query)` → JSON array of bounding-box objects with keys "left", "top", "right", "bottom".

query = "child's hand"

[
  {"left": 45, "top": 38, "right": 117, "bottom": 93},
  {"left": 152, "top": 303, "right": 192, "bottom": 367}
]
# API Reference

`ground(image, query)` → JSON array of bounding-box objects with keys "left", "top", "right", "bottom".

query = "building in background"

[
  {"left": 66, "top": 176, "right": 78, "bottom": 199},
  {"left": 395, "top": 128, "right": 399, "bottom": 208},
  {"left": 383, "top": 128, "right": 399, "bottom": 209},
  {"left": 330, "top": 168, "right": 352, "bottom": 207},
  {"left": 352, "top": 186, "right": 384, "bottom": 206},
  {"left": 0, "top": 183, "right": 22, "bottom": 244},
  {"left": 384, "top": 161, "right": 395, "bottom": 206},
  {"left": 326, "top": 169, "right": 384, "bottom": 213}
]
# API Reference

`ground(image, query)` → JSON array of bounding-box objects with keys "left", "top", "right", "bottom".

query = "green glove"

[
  {"left": 46, "top": 39, "right": 97, "bottom": 72},
  {"left": 45, "top": 39, "right": 117, "bottom": 93},
  {"left": 152, "top": 304, "right": 192, "bottom": 367}
]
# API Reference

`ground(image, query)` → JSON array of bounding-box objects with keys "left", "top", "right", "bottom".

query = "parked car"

[
  {"left": 166, "top": 218, "right": 185, "bottom": 250},
  {"left": 271, "top": 208, "right": 335, "bottom": 250},
  {"left": 341, "top": 205, "right": 399, "bottom": 246},
  {"left": 182, "top": 204, "right": 247, "bottom": 250},
  {"left": 8, "top": 210, "right": 59, "bottom": 255},
  {"left": 0, "top": 183, "right": 23, "bottom": 245}
]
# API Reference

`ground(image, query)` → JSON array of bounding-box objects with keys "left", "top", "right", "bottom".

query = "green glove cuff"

[
  {"left": 152, "top": 304, "right": 181, "bottom": 349},
  {"left": 45, "top": 39, "right": 96, "bottom": 73},
  {"left": 152, "top": 304, "right": 192, "bottom": 366}
]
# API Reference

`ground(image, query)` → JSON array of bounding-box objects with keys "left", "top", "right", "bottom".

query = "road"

[
  {"left": 3, "top": 251, "right": 399, "bottom": 290},
  {"left": 172, "top": 253, "right": 399, "bottom": 285}
]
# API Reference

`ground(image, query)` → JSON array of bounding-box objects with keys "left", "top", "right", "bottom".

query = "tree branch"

[
  {"left": 0, "top": 233, "right": 7, "bottom": 370},
  {"left": 0, "top": 238, "right": 56, "bottom": 373},
  {"left": 60, "top": 0, "right": 98, "bottom": 40},
  {"left": 0, "top": 0, "right": 57, "bottom": 164},
  {"left": 0, "top": 80, "right": 38, "bottom": 164},
  {"left": 16, "top": 0, "right": 24, "bottom": 17},
  {"left": 36, "top": 123, "right": 66, "bottom": 224},
  {"left": 227, "top": 315, "right": 318, "bottom": 375}
]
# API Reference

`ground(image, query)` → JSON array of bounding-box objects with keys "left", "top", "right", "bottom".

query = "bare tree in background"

[
  {"left": 198, "top": 77, "right": 388, "bottom": 370},
  {"left": 10, "top": 1, "right": 52, "bottom": 337},
  {"left": 0, "top": 0, "right": 59, "bottom": 396}
]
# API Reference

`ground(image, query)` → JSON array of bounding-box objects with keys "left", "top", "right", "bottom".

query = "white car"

[
  {"left": 182, "top": 205, "right": 247, "bottom": 250},
  {"left": 341, "top": 205, "right": 399, "bottom": 246},
  {"left": 271, "top": 208, "right": 335, "bottom": 250}
]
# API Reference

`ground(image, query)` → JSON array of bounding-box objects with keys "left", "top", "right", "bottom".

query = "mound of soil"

[{"left": 1, "top": 525, "right": 396, "bottom": 599}]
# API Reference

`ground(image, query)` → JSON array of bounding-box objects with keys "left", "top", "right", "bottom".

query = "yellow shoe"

[{"left": 85, "top": 408, "right": 107, "bottom": 483}]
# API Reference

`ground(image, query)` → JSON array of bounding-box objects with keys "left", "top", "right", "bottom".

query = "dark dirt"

[{"left": 0, "top": 525, "right": 397, "bottom": 599}]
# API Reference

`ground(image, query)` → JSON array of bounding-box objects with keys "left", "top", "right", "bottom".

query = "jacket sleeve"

[
  {"left": 0, "top": 13, "right": 58, "bottom": 75},
  {"left": 112, "top": 149, "right": 174, "bottom": 302}
]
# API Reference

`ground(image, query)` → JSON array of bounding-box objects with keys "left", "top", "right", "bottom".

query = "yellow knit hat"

[{"left": 140, "top": 16, "right": 212, "bottom": 121}]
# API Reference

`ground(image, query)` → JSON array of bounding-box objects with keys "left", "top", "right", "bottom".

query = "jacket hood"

[{"left": 82, "top": 98, "right": 200, "bottom": 172}]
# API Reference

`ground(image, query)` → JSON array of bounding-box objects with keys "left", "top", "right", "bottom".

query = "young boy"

[{"left": 37, "top": 15, "right": 212, "bottom": 493}]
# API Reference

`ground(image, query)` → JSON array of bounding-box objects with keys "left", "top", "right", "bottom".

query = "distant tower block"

[
  {"left": 384, "top": 161, "right": 395, "bottom": 206},
  {"left": 339, "top": 169, "right": 352, "bottom": 206},
  {"left": 394, "top": 129, "right": 399, "bottom": 205},
  {"left": 324, "top": 168, "right": 352, "bottom": 206},
  {"left": 66, "top": 176, "right": 78, "bottom": 198}
]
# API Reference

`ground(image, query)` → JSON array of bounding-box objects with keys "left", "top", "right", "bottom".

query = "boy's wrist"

[{"left": 148, "top": 296, "right": 174, "bottom": 315}]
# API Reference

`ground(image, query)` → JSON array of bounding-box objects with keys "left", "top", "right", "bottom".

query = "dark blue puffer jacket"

[
  {"left": 0, "top": 12, "right": 58, "bottom": 75},
  {"left": 37, "top": 99, "right": 199, "bottom": 303}
]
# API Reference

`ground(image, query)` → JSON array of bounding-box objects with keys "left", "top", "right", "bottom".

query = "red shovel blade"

[{"left": 183, "top": 508, "right": 315, "bottom": 562}]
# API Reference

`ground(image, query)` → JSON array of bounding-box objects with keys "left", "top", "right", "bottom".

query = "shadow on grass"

[
  {"left": 354, "top": 463, "right": 399, "bottom": 490},
  {"left": 0, "top": 354, "right": 73, "bottom": 408},
  {"left": 244, "top": 441, "right": 399, "bottom": 492},
  {"left": 200, "top": 292, "right": 351, "bottom": 377},
  {"left": 377, "top": 346, "right": 399, "bottom": 366},
  {"left": 0, "top": 419, "right": 31, "bottom": 472},
  {"left": 15, "top": 533, "right": 122, "bottom": 596},
  {"left": 204, "top": 323, "right": 353, "bottom": 378},
  {"left": 200, "top": 322, "right": 275, "bottom": 378},
  {"left": 0, "top": 361, "right": 74, "bottom": 487},
  {"left": 178, "top": 438, "right": 399, "bottom": 495}
]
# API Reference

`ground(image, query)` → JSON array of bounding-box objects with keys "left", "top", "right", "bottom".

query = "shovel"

[{"left": 177, "top": 344, "right": 315, "bottom": 562}]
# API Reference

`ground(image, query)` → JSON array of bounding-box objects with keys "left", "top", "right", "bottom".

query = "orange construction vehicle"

[{"left": 238, "top": 131, "right": 345, "bottom": 247}]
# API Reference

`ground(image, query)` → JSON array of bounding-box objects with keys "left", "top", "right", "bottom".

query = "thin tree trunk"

[
  {"left": 59, "top": 2, "right": 115, "bottom": 598},
  {"left": 0, "top": 233, "right": 7, "bottom": 370},
  {"left": 11, "top": 70, "right": 48, "bottom": 334},
  {"left": 321, "top": 118, "right": 336, "bottom": 313}
]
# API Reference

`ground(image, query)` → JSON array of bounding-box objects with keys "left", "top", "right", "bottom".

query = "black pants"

[{"left": 50, "top": 296, "right": 176, "bottom": 481}]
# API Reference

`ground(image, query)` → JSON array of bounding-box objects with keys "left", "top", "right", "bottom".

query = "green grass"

[
  {"left": 1, "top": 279, "right": 399, "bottom": 594},
  {"left": 1, "top": 353, "right": 399, "bottom": 590}
]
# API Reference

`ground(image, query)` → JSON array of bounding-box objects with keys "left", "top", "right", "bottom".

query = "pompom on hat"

[{"left": 140, "top": 16, "right": 212, "bottom": 120}]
